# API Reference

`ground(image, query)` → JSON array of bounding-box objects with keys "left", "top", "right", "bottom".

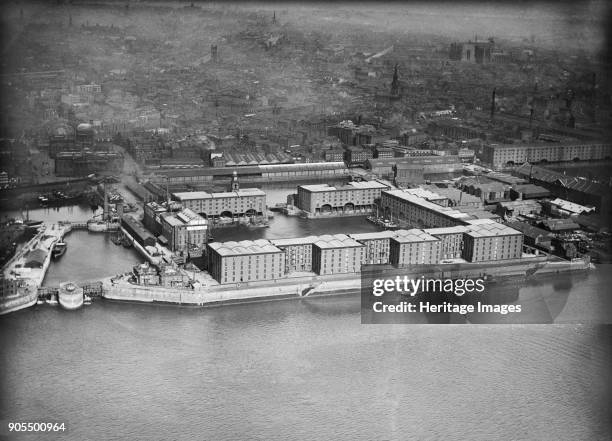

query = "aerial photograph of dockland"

[{"left": 1, "top": 1, "right": 611, "bottom": 439}]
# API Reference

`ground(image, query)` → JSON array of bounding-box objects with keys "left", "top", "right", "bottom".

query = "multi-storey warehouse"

[
  {"left": 380, "top": 189, "right": 472, "bottom": 228},
  {"left": 295, "top": 181, "right": 389, "bottom": 217},
  {"left": 389, "top": 229, "right": 442, "bottom": 265},
  {"left": 159, "top": 209, "right": 208, "bottom": 255},
  {"left": 207, "top": 240, "right": 285, "bottom": 284},
  {"left": 271, "top": 236, "right": 319, "bottom": 273},
  {"left": 348, "top": 231, "right": 397, "bottom": 265},
  {"left": 481, "top": 142, "right": 612, "bottom": 169},
  {"left": 312, "top": 235, "right": 366, "bottom": 275},
  {"left": 423, "top": 226, "right": 469, "bottom": 260},
  {"left": 461, "top": 220, "right": 523, "bottom": 262},
  {"left": 172, "top": 189, "right": 266, "bottom": 220}
]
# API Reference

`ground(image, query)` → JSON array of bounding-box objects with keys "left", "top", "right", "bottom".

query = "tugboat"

[{"left": 52, "top": 241, "right": 67, "bottom": 259}]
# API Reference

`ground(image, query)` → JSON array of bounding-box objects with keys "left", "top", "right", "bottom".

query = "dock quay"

[{"left": 1, "top": 221, "right": 73, "bottom": 314}]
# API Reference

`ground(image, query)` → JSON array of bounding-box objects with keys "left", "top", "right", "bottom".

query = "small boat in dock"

[
  {"left": 52, "top": 241, "right": 67, "bottom": 259},
  {"left": 25, "top": 219, "right": 44, "bottom": 230},
  {"left": 122, "top": 237, "right": 133, "bottom": 248}
]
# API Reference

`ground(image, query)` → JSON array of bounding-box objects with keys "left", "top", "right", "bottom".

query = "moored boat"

[{"left": 52, "top": 241, "right": 67, "bottom": 259}]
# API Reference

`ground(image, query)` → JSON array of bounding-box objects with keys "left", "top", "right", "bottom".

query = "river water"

[{"left": 2, "top": 202, "right": 612, "bottom": 440}]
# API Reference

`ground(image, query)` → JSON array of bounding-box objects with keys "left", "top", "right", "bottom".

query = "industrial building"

[
  {"left": 389, "top": 229, "right": 442, "bottom": 265},
  {"left": 424, "top": 226, "right": 469, "bottom": 260},
  {"left": 509, "top": 184, "right": 550, "bottom": 200},
  {"left": 54, "top": 151, "right": 124, "bottom": 177},
  {"left": 394, "top": 155, "right": 463, "bottom": 185},
  {"left": 419, "top": 185, "right": 483, "bottom": 208},
  {"left": 514, "top": 163, "right": 612, "bottom": 212},
  {"left": 504, "top": 222, "right": 552, "bottom": 251},
  {"left": 496, "top": 200, "right": 542, "bottom": 217},
  {"left": 159, "top": 208, "right": 208, "bottom": 256},
  {"left": 172, "top": 188, "right": 266, "bottom": 220},
  {"left": 461, "top": 220, "right": 523, "bottom": 262},
  {"left": 458, "top": 179, "right": 510, "bottom": 204},
  {"left": 481, "top": 142, "right": 612, "bottom": 169},
  {"left": 312, "top": 234, "right": 366, "bottom": 275},
  {"left": 271, "top": 236, "right": 319, "bottom": 274},
  {"left": 348, "top": 231, "right": 396, "bottom": 265},
  {"left": 207, "top": 240, "right": 285, "bottom": 284},
  {"left": 155, "top": 162, "right": 350, "bottom": 186},
  {"left": 380, "top": 189, "right": 472, "bottom": 228},
  {"left": 295, "top": 181, "right": 389, "bottom": 217},
  {"left": 449, "top": 39, "right": 494, "bottom": 64},
  {"left": 75, "top": 122, "right": 95, "bottom": 149},
  {"left": 121, "top": 216, "right": 156, "bottom": 248},
  {"left": 143, "top": 202, "right": 172, "bottom": 235},
  {"left": 345, "top": 146, "right": 373, "bottom": 167}
]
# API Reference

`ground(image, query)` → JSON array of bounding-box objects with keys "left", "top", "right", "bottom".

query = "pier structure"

[{"left": 0, "top": 221, "right": 72, "bottom": 314}]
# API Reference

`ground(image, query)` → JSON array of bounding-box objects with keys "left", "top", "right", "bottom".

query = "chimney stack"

[{"left": 490, "top": 88, "right": 496, "bottom": 122}]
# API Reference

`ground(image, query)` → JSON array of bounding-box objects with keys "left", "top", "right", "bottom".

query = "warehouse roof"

[
  {"left": 313, "top": 234, "right": 364, "bottom": 249},
  {"left": 549, "top": 198, "right": 595, "bottom": 214},
  {"left": 349, "top": 231, "right": 397, "bottom": 241},
  {"left": 208, "top": 239, "right": 282, "bottom": 256},
  {"left": 540, "top": 218, "right": 580, "bottom": 232},
  {"left": 424, "top": 226, "right": 469, "bottom": 236},
  {"left": 299, "top": 181, "right": 388, "bottom": 192},
  {"left": 505, "top": 222, "right": 552, "bottom": 239},
  {"left": 158, "top": 166, "right": 262, "bottom": 178},
  {"left": 402, "top": 187, "right": 447, "bottom": 200},
  {"left": 173, "top": 188, "right": 266, "bottom": 200},
  {"left": 259, "top": 162, "right": 347, "bottom": 173},
  {"left": 271, "top": 236, "right": 321, "bottom": 247},
  {"left": 383, "top": 190, "right": 471, "bottom": 221},
  {"left": 511, "top": 184, "right": 550, "bottom": 197},
  {"left": 24, "top": 249, "right": 47, "bottom": 267},
  {"left": 464, "top": 220, "right": 522, "bottom": 238},
  {"left": 392, "top": 229, "right": 440, "bottom": 243}
]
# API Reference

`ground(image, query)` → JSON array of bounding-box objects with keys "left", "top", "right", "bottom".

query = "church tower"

[
  {"left": 390, "top": 63, "right": 400, "bottom": 97},
  {"left": 229, "top": 170, "right": 240, "bottom": 192}
]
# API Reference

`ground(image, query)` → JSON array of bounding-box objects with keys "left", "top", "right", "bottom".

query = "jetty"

[{"left": 1, "top": 221, "right": 72, "bottom": 314}]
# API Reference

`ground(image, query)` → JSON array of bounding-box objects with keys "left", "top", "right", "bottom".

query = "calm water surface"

[
  {"left": 2, "top": 203, "right": 612, "bottom": 440},
  {"left": 1, "top": 302, "right": 610, "bottom": 440}
]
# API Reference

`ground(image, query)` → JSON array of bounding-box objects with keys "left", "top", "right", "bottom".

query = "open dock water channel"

[
  {"left": 2, "top": 196, "right": 612, "bottom": 439},
  {"left": 13, "top": 191, "right": 381, "bottom": 285}
]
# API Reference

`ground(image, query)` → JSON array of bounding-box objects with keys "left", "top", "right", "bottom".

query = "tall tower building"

[
  {"left": 229, "top": 170, "right": 240, "bottom": 192},
  {"left": 390, "top": 64, "right": 400, "bottom": 97}
]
